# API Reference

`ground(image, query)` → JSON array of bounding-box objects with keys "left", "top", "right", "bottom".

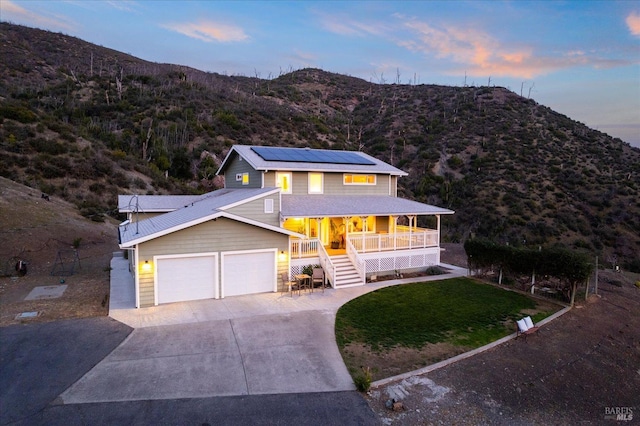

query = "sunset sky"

[{"left": 2, "top": 0, "right": 639, "bottom": 147}]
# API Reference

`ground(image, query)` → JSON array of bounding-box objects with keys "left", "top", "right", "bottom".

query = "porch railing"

[
  {"left": 290, "top": 238, "right": 319, "bottom": 258},
  {"left": 348, "top": 228, "right": 439, "bottom": 253},
  {"left": 346, "top": 238, "right": 366, "bottom": 285},
  {"left": 317, "top": 244, "right": 336, "bottom": 288}
]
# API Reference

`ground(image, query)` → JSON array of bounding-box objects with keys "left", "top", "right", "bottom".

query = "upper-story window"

[
  {"left": 275, "top": 172, "right": 292, "bottom": 194},
  {"left": 242, "top": 172, "right": 249, "bottom": 185},
  {"left": 308, "top": 173, "right": 323, "bottom": 194},
  {"left": 344, "top": 174, "right": 376, "bottom": 185}
]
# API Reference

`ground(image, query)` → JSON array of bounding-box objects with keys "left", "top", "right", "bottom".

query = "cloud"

[
  {"left": 626, "top": 11, "right": 640, "bottom": 36},
  {"left": 397, "top": 17, "right": 634, "bottom": 79},
  {"left": 105, "top": 1, "right": 138, "bottom": 13},
  {"left": 162, "top": 20, "right": 249, "bottom": 43},
  {"left": 316, "top": 11, "right": 388, "bottom": 37},
  {"left": 0, "top": 0, "right": 74, "bottom": 31}
]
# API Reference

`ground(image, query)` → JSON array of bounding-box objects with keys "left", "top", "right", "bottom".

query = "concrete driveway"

[{"left": 60, "top": 256, "right": 467, "bottom": 404}]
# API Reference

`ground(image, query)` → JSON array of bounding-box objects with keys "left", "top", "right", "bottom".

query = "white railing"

[
  {"left": 317, "top": 244, "right": 336, "bottom": 288},
  {"left": 361, "top": 247, "right": 440, "bottom": 274},
  {"left": 290, "top": 238, "right": 320, "bottom": 258},
  {"left": 346, "top": 238, "right": 366, "bottom": 285},
  {"left": 348, "top": 228, "right": 439, "bottom": 253}
]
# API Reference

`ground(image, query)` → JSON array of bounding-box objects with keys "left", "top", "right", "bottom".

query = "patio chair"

[
  {"left": 516, "top": 316, "right": 540, "bottom": 340},
  {"left": 311, "top": 267, "right": 325, "bottom": 293},
  {"left": 281, "top": 272, "right": 299, "bottom": 297}
]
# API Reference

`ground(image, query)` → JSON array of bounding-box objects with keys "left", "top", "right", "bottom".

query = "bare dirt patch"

[{"left": 0, "top": 177, "right": 118, "bottom": 326}]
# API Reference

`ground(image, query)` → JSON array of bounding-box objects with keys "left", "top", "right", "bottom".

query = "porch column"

[
  {"left": 391, "top": 215, "right": 399, "bottom": 251},
  {"left": 344, "top": 216, "right": 351, "bottom": 249},
  {"left": 436, "top": 214, "right": 441, "bottom": 248},
  {"left": 408, "top": 215, "right": 416, "bottom": 249}
]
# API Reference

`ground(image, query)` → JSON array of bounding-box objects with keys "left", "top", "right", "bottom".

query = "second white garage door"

[
  {"left": 156, "top": 254, "right": 217, "bottom": 304},
  {"left": 222, "top": 250, "right": 276, "bottom": 297}
]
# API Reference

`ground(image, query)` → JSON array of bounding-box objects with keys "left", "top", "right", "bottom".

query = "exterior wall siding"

[
  {"left": 263, "top": 171, "right": 394, "bottom": 196},
  {"left": 137, "top": 217, "right": 289, "bottom": 307},
  {"left": 225, "top": 194, "right": 280, "bottom": 226},
  {"left": 223, "top": 153, "right": 262, "bottom": 189}
]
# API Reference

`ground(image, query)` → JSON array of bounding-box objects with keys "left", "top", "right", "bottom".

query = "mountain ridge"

[{"left": 1, "top": 22, "right": 638, "bottom": 269}]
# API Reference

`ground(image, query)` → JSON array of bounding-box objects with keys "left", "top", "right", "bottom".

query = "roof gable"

[{"left": 118, "top": 187, "right": 292, "bottom": 247}]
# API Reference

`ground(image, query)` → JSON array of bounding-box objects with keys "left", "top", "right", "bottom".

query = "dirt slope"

[{"left": 0, "top": 177, "right": 119, "bottom": 326}]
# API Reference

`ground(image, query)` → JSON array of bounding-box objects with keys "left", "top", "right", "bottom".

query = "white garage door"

[
  {"left": 156, "top": 255, "right": 217, "bottom": 304},
  {"left": 222, "top": 250, "right": 276, "bottom": 297}
]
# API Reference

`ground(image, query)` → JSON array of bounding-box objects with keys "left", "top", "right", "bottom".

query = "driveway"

[
  {"left": 59, "top": 256, "right": 467, "bottom": 403},
  {"left": 0, "top": 317, "right": 132, "bottom": 425}
]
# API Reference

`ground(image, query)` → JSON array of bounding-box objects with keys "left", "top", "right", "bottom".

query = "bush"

[{"left": 353, "top": 367, "right": 372, "bottom": 392}]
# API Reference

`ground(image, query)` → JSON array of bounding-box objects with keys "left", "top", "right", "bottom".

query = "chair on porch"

[
  {"left": 281, "top": 272, "right": 300, "bottom": 297},
  {"left": 311, "top": 267, "right": 325, "bottom": 293}
]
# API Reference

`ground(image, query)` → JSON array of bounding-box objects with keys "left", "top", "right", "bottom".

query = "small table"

[{"left": 294, "top": 274, "right": 311, "bottom": 292}]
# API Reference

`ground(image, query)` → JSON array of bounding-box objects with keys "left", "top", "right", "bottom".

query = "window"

[
  {"left": 308, "top": 173, "right": 323, "bottom": 194},
  {"left": 343, "top": 174, "right": 376, "bottom": 185},
  {"left": 264, "top": 198, "right": 274, "bottom": 213},
  {"left": 275, "top": 172, "right": 292, "bottom": 194},
  {"left": 242, "top": 172, "right": 249, "bottom": 185}
]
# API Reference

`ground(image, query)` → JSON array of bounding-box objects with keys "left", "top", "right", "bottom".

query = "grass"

[{"left": 335, "top": 277, "right": 555, "bottom": 352}]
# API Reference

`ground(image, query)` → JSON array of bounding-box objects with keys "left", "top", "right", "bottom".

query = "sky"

[{"left": 2, "top": 0, "right": 639, "bottom": 148}]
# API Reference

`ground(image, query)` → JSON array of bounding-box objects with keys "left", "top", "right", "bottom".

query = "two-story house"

[{"left": 118, "top": 145, "right": 454, "bottom": 308}]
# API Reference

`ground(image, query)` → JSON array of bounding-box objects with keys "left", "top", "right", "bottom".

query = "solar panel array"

[{"left": 251, "top": 146, "right": 375, "bottom": 165}]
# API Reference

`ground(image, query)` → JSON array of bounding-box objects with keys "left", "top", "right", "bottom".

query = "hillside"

[{"left": 1, "top": 23, "right": 639, "bottom": 270}]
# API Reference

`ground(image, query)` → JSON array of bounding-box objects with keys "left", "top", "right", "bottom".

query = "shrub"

[{"left": 353, "top": 367, "right": 372, "bottom": 392}]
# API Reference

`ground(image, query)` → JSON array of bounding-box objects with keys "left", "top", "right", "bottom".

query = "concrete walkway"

[{"left": 60, "top": 256, "right": 468, "bottom": 404}]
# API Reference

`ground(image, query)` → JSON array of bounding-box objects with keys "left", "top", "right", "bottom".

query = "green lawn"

[{"left": 336, "top": 277, "right": 557, "bottom": 352}]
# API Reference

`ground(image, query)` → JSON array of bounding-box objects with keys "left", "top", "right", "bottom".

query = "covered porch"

[{"left": 280, "top": 195, "right": 454, "bottom": 288}]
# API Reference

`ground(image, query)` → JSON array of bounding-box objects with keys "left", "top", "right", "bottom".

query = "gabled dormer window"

[
  {"left": 275, "top": 172, "right": 292, "bottom": 194},
  {"left": 308, "top": 173, "right": 323, "bottom": 194},
  {"left": 344, "top": 174, "right": 376, "bottom": 185}
]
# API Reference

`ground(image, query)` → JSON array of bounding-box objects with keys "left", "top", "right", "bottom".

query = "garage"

[
  {"left": 222, "top": 249, "right": 276, "bottom": 297},
  {"left": 156, "top": 254, "right": 217, "bottom": 304}
]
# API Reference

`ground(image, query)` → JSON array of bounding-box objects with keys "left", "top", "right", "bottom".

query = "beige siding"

[
  {"left": 323, "top": 173, "right": 390, "bottom": 195},
  {"left": 264, "top": 171, "right": 394, "bottom": 196},
  {"left": 225, "top": 194, "right": 280, "bottom": 226},
  {"left": 137, "top": 217, "right": 289, "bottom": 307},
  {"left": 223, "top": 153, "right": 262, "bottom": 189}
]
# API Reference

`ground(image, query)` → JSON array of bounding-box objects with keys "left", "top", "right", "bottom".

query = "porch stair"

[{"left": 330, "top": 255, "right": 364, "bottom": 288}]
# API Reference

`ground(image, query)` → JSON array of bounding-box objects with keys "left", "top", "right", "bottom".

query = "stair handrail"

[
  {"left": 317, "top": 243, "right": 336, "bottom": 288},
  {"left": 346, "top": 238, "right": 366, "bottom": 285}
]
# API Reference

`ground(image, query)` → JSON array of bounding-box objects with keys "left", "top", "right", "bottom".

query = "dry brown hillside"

[{"left": 0, "top": 177, "right": 118, "bottom": 325}]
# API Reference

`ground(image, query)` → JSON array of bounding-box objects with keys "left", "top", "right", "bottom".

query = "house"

[{"left": 118, "top": 145, "right": 454, "bottom": 308}]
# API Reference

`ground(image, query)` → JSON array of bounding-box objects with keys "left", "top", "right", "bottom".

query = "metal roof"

[
  {"left": 118, "top": 193, "right": 208, "bottom": 213},
  {"left": 119, "top": 188, "right": 284, "bottom": 247},
  {"left": 217, "top": 145, "right": 408, "bottom": 176},
  {"left": 281, "top": 195, "right": 454, "bottom": 218}
]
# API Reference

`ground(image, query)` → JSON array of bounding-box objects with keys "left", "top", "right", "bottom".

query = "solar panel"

[{"left": 251, "top": 147, "right": 375, "bottom": 165}]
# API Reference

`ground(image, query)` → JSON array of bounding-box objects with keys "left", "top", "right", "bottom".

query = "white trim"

[
  {"left": 343, "top": 173, "right": 377, "bottom": 185},
  {"left": 220, "top": 248, "right": 277, "bottom": 298},
  {"left": 120, "top": 209, "right": 303, "bottom": 248},
  {"left": 153, "top": 252, "right": 219, "bottom": 305},
  {"left": 264, "top": 198, "right": 274, "bottom": 213},
  {"left": 275, "top": 171, "right": 292, "bottom": 194},
  {"left": 134, "top": 244, "right": 140, "bottom": 308},
  {"left": 308, "top": 172, "right": 324, "bottom": 194},
  {"left": 217, "top": 188, "right": 280, "bottom": 210}
]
